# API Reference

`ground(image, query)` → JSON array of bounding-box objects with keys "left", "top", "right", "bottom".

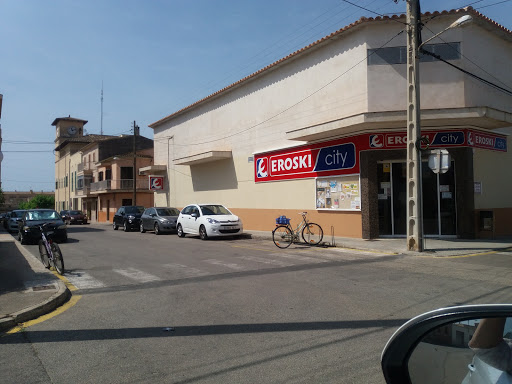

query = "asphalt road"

[{"left": 1, "top": 224, "right": 511, "bottom": 383}]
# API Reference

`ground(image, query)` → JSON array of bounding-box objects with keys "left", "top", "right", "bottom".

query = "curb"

[
  {"left": 0, "top": 239, "right": 72, "bottom": 332},
  {"left": 0, "top": 281, "right": 71, "bottom": 332}
]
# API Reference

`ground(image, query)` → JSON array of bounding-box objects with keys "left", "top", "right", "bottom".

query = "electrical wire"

[
  {"left": 340, "top": 0, "right": 408, "bottom": 25},
  {"left": 421, "top": 24, "right": 512, "bottom": 93},
  {"left": 476, "top": 0, "right": 512, "bottom": 9},
  {"left": 154, "top": 29, "right": 405, "bottom": 147},
  {"left": 420, "top": 49, "right": 512, "bottom": 96}
]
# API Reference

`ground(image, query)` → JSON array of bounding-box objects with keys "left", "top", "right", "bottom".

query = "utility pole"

[
  {"left": 406, "top": 0, "right": 424, "bottom": 251},
  {"left": 132, "top": 121, "right": 139, "bottom": 206}
]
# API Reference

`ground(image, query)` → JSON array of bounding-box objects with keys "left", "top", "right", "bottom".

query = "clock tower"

[{"left": 52, "top": 116, "right": 87, "bottom": 147}]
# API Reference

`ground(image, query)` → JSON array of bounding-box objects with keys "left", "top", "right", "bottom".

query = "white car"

[{"left": 176, "top": 204, "right": 243, "bottom": 240}]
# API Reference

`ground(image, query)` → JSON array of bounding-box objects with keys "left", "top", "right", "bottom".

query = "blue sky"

[{"left": 1, "top": 0, "right": 511, "bottom": 192}]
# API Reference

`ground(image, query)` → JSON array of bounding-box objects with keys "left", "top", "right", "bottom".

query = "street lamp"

[
  {"left": 406, "top": 3, "right": 472, "bottom": 252},
  {"left": 419, "top": 15, "right": 473, "bottom": 49}
]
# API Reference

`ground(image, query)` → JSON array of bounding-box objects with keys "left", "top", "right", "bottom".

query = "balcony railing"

[{"left": 90, "top": 179, "right": 149, "bottom": 192}]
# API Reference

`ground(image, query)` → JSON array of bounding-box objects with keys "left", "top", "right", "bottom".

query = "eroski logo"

[
  {"left": 369, "top": 134, "right": 384, "bottom": 148},
  {"left": 256, "top": 158, "right": 268, "bottom": 178}
]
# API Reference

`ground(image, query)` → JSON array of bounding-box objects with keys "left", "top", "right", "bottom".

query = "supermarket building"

[{"left": 148, "top": 7, "right": 512, "bottom": 239}]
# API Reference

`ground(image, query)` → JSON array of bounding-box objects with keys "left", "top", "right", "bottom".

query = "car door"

[
  {"left": 114, "top": 207, "right": 124, "bottom": 226},
  {"left": 179, "top": 206, "right": 193, "bottom": 233},
  {"left": 188, "top": 206, "right": 201, "bottom": 235},
  {"left": 146, "top": 208, "right": 155, "bottom": 229}
]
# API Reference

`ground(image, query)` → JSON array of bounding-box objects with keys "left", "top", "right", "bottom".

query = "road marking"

[
  {"left": 162, "top": 263, "right": 209, "bottom": 277},
  {"left": 204, "top": 259, "right": 246, "bottom": 270},
  {"left": 5, "top": 295, "right": 82, "bottom": 335},
  {"left": 112, "top": 268, "right": 161, "bottom": 283},
  {"left": 237, "top": 255, "right": 292, "bottom": 267},
  {"left": 64, "top": 271, "right": 106, "bottom": 290}
]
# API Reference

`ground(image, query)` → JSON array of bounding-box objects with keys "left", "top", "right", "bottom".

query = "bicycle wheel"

[
  {"left": 51, "top": 243, "right": 65, "bottom": 275},
  {"left": 272, "top": 225, "right": 293, "bottom": 249},
  {"left": 302, "top": 223, "right": 323, "bottom": 246},
  {"left": 38, "top": 240, "right": 50, "bottom": 268}
]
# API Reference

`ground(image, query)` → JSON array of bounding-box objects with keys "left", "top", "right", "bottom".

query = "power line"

[
  {"left": 155, "top": 30, "right": 405, "bottom": 147},
  {"left": 476, "top": 0, "right": 512, "bottom": 9},
  {"left": 420, "top": 48, "right": 512, "bottom": 96},
  {"left": 421, "top": 24, "right": 512, "bottom": 93},
  {"left": 340, "top": 0, "right": 408, "bottom": 25}
]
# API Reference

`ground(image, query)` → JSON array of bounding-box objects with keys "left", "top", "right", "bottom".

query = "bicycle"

[
  {"left": 272, "top": 212, "right": 323, "bottom": 249},
  {"left": 38, "top": 222, "right": 65, "bottom": 275}
]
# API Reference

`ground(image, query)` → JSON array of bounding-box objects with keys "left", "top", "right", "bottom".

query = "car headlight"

[
  {"left": 58, "top": 225, "right": 67, "bottom": 230},
  {"left": 207, "top": 218, "right": 219, "bottom": 224},
  {"left": 128, "top": 215, "right": 135, "bottom": 220},
  {"left": 23, "top": 226, "right": 30, "bottom": 231}
]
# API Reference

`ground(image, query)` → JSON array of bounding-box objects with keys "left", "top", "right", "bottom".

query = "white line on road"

[
  {"left": 236, "top": 255, "right": 293, "bottom": 267},
  {"left": 204, "top": 259, "right": 246, "bottom": 270},
  {"left": 162, "top": 263, "right": 210, "bottom": 277},
  {"left": 112, "top": 268, "right": 161, "bottom": 283},
  {"left": 64, "top": 271, "right": 107, "bottom": 289}
]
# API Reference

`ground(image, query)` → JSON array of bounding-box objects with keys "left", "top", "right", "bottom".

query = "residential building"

[
  {"left": 53, "top": 117, "right": 155, "bottom": 222},
  {"left": 148, "top": 7, "right": 512, "bottom": 239},
  {"left": 0, "top": 94, "right": 3, "bottom": 190}
]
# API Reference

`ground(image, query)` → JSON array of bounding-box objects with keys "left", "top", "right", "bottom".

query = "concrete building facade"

[{"left": 149, "top": 8, "right": 512, "bottom": 239}]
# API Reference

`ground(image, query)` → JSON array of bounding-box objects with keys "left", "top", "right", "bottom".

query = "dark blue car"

[{"left": 17, "top": 209, "right": 68, "bottom": 244}]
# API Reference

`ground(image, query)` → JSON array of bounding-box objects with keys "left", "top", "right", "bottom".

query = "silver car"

[
  {"left": 140, "top": 207, "right": 180, "bottom": 235},
  {"left": 7, "top": 210, "right": 26, "bottom": 233}
]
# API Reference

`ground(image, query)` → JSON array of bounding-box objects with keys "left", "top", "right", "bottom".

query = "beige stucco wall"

[
  {"left": 151, "top": 14, "right": 512, "bottom": 238},
  {"left": 154, "top": 27, "right": 369, "bottom": 212},
  {"left": 473, "top": 129, "right": 512, "bottom": 209}
]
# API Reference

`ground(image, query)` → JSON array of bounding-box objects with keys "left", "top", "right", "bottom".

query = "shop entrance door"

[{"left": 377, "top": 161, "right": 457, "bottom": 237}]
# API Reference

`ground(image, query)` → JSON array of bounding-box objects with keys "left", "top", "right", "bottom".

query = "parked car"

[
  {"left": 60, "top": 210, "right": 88, "bottom": 225},
  {"left": 17, "top": 209, "right": 68, "bottom": 244},
  {"left": 140, "top": 207, "right": 180, "bottom": 235},
  {"left": 176, "top": 204, "right": 243, "bottom": 240},
  {"left": 112, "top": 206, "right": 145, "bottom": 232},
  {"left": 0, "top": 212, "right": 7, "bottom": 227},
  {"left": 6, "top": 210, "right": 27, "bottom": 233},
  {"left": 2, "top": 212, "right": 9, "bottom": 230}
]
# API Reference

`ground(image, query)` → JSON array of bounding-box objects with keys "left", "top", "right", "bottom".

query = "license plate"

[{"left": 223, "top": 226, "right": 237, "bottom": 230}]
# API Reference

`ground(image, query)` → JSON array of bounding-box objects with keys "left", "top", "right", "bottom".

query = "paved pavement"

[{"left": 1, "top": 224, "right": 511, "bottom": 332}]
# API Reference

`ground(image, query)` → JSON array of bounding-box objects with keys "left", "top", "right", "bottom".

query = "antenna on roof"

[{"left": 100, "top": 80, "right": 104, "bottom": 135}]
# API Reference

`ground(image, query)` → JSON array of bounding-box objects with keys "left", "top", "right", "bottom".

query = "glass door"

[{"left": 378, "top": 161, "right": 457, "bottom": 237}]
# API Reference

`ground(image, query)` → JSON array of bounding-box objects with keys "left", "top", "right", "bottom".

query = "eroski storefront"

[{"left": 254, "top": 128, "right": 508, "bottom": 239}]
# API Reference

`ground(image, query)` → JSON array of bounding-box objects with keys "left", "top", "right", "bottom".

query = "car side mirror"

[
  {"left": 191, "top": 213, "right": 198, "bottom": 219},
  {"left": 381, "top": 305, "right": 512, "bottom": 384},
  {"left": 151, "top": 213, "right": 156, "bottom": 217}
]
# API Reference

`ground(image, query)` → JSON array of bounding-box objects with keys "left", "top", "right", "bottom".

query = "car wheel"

[
  {"left": 113, "top": 222, "right": 118, "bottom": 230},
  {"left": 60, "top": 235, "right": 68, "bottom": 243},
  {"left": 199, "top": 225, "right": 208, "bottom": 241},
  {"left": 20, "top": 231, "right": 27, "bottom": 245},
  {"left": 177, "top": 224, "right": 185, "bottom": 238},
  {"left": 140, "top": 222, "right": 146, "bottom": 233},
  {"left": 154, "top": 223, "right": 161, "bottom": 235},
  {"left": 123, "top": 221, "right": 129, "bottom": 232}
]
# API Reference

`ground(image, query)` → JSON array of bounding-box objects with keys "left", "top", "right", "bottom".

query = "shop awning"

[
  {"left": 286, "top": 107, "right": 512, "bottom": 142},
  {"left": 174, "top": 150, "right": 232, "bottom": 166}
]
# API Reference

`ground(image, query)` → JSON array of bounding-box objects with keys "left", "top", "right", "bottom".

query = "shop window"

[{"left": 316, "top": 175, "right": 361, "bottom": 211}]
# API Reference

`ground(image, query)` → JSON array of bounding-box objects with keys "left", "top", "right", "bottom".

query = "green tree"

[{"left": 19, "top": 194, "right": 55, "bottom": 210}]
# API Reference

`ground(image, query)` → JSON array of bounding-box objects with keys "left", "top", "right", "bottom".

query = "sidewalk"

[
  {"left": 0, "top": 232, "right": 70, "bottom": 332},
  {"left": 1, "top": 224, "right": 510, "bottom": 333},
  {"left": 247, "top": 230, "right": 512, "bottom": 257}
]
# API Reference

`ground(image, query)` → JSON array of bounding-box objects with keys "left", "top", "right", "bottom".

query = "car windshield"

[
  {"left": 70, "top": 210, "right": 83, "bottom": 215},
  {"left": 125, "top": 206, "right": 144, "bottom": 214},
  {"left": 156, "top": 208, "right": 179, "bottom": 216},
  {"left": 199, "top": 205, "right": 231, "bottom": 216},
  {"left": 11, "top": 211, "right": 25, "bottom": 218},
  {"left": 26, "top": 210, "right": 61, "bottom": 221}
]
